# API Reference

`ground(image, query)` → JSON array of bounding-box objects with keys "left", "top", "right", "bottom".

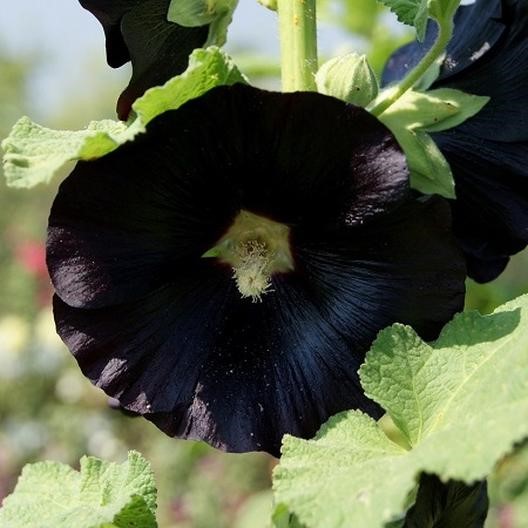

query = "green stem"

[
  {"left": 277, "top": 0, "right": 318, "bottom": 92},
  {"left": 371, "top": 18, "right": 454, "bottom": 117}
]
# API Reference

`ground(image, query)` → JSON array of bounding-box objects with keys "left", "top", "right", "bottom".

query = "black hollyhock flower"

[
  {"left": 47, "top": 84, "right": 465, "bottom": 456},
  {"left": 383, "top": 0, "right": 528, "bottom": 282},
  {"left": 78, "top": 0, "right": 208, "bottom": 119}
]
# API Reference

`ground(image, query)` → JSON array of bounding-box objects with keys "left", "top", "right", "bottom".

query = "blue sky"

[{"left": 1, "top": 1, "right": 356, "bottom": 120}]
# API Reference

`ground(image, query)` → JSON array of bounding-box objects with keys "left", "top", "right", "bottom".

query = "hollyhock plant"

[
  {"left": 46, "top": 84, "right": 466, "bottom": 456},
  {"left": 382, "top": 0, "right": 528, "bottom": 282},
  {"left": 79, "top": 0, "right": 208, "bottom": 119}
]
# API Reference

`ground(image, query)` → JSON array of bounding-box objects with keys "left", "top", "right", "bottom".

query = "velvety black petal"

[
  {"left": 141, "top": 83, "right": 410, "bottom": 230},
  {"left": 47, "top": 135, "right": 235, "bottom": 310},
  {"left": 116, "top": 0, "right": 208, "bottom": 120},
  {"left": 382, "top": 0, "right": 528, "bottom": 281},
  {"left": 54, "top": 196, "right": 464, "bottom": 456},
  {"left": 383, "top": 0, "right": 528, "bottom": 140},
  {"left": 78, "top": 0, "right": 136, "bottom": 67},
  {"left": 79, "top": 0, "right": 208, "bottom": 119},
  {"left": 49, "top": 85, "right": 466, "bottom": 455},
  {"left": 48, "top": 84, "right": 409, "bottom": 310},
  {"left": 433, "top": 130, "right": 528, "bottom": 277},
  {"left": 382, "top": 0, "right": 505, "bottom": 86}
]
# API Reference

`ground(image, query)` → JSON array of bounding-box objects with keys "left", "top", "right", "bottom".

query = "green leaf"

[
  {"left": 132, "top": 46, "right": 245, "bottom": 125},
  {"left": 377, "top": 0, "right": 428, "bottom": 40},
  {"left": 273, "top": 294, "right": 528, "bottom": 528},
  {"left": 394, "top": 127, "right": 455, "bottom": 198},
  {"left": 1, "top": 118, "right": 137, "bottom": 189},
  {"left": 1, "top": 47, "right": 245, "bottom": 189},
  {"left": 379, "top": 88, "right": 489, "bottom": 138},
  {"left": 0, "top": 451, "right": 157, "bottom": 528},
  {"left": 315, "top": 53, "right": 379, "bottom": 108},
  {"left": 377, "top": 88, "right": 489, "bottom": 198},
  {"left": 167, "top": 0, "right": 239, "bottom": 46}
]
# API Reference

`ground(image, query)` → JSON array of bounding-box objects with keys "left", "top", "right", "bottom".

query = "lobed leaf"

[
  {"left": 0, "top": 451, "right": 157, "bottom": 528},
  {"left": 1, "top": 47, "right": 245, "bottom": 189},
  {"left": 273, "top": 294, "right": 528, "bottom": 528}
]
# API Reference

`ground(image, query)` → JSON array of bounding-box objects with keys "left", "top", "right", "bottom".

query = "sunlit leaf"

[{"left": 274, "top": 294, "right": 528, "bottom": 528}]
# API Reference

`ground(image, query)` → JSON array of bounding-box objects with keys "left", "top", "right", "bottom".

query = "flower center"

[{"left": 204, "top": 210, "right": 294, "bottom": 302}]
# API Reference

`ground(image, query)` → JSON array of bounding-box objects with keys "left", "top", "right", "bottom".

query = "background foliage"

[{"left": 1, "top": 1, "right": 527, "bottom": 526}]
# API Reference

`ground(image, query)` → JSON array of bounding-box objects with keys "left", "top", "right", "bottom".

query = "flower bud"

[{"left": 316, "top": 53, "right": 379, "bottom": 108}]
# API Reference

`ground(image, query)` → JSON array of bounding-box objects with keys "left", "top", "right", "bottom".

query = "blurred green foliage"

[{"left": 1, "top": 1, "right": 527, "bottom": 526}]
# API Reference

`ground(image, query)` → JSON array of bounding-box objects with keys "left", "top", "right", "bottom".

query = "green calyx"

[
  {"left": 203, "top": 210, "right": 294, "bottom": 302},
  {"left": 315, "top": 53, "right": 379, "bottom": 107}
]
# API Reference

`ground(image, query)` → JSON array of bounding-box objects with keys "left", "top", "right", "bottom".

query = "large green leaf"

[
  {"left": 1, "top": 47, "right": 245, "bottom": 189},
  {"left": 0, "top": 451, "right": 157, "bottom": 528},
  {"left": 273, "top": 294, "right": 528, "bottom": 528}
]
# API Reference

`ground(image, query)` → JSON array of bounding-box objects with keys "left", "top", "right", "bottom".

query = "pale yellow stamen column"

[{"left": 203, "top": 210, "right": 294, "bottom": 302}]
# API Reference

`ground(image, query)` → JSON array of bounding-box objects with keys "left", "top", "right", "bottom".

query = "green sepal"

[
  {"left": 167, "top": 0, "right": 239, "bottom": 46},
  {"left": 315, "top": 53, "right": 379, "bottom": 108},
  {"left": 1, "top": 47, "right": 246, "bottom": 189},
  {"left": 377, "top": 87, "right": 489, "bottom": 198}
]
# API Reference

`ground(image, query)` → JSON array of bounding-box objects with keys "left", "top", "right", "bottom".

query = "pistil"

[{"left": 204, "top": 210, "right": 294, "bottom": 301}]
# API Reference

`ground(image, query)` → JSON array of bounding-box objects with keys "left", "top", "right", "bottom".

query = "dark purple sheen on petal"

[
  {"left": 433, "top": 131, "right": 528, "bottom": 274},
  {"left": 382, "top": 0, "right": 505, "bottom": 86},
  {"left": 48, "top": 84, "right": 466, "bottom": 455},
  {"left": 116, "top": 0, "right": 208, "bottom": 120},
  {"left": 47, "top": 137, "right": 236, "bottom": 309},
  {"left": 48, "top": 84, "right": 410, "bottom": 310},
  {"left": 78, "top": 0, "right": 208, "bottom": 119},
  {"left": 143, "top": 83, "right": 410, "bottom": 229},
  {"left": 54, "top": 196, "right": 464, "bottom": 456},
  {"left": 382, "top": 0, "right": 528, "bottom": 281}
]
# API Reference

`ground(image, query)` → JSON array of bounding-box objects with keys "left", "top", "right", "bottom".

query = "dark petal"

[
  {"left": 48, "top": 84, "right": 407, "bottom": 311},
  {"left": 433, "top": 130, "right": 528, "bottom": 280},
  {"left": 49, "top": 85, "right": 465, "bottom": 455},
  {"left": 52, "top": 264, "right": 234, "bottom": 415},
  {"left": 439, "top": 0, "right": 528, "bottom": 143},
  {"left": 294, "top": 195, "right": 466, "bottom": 342},
  {"left": 52, "top": 194, "right": 464, "bottom": 456},
  {"left": 382, "top": 0, "right": 505, "bottom": 86},
  {"left": 78, "top": 0, "right": 208, "bottom": 119},
  {"left": 465, "top": 255, "right": 509, "bottom": 284},
  {"left": 82, "top": 196, "right": 462, "bottom": 456},
  {"left": 157, "top": 84, "right": 410, "bottom": 230},
  {"left": 78, "top": 0, "right": 140, "bottom": 67},
  {"left": 47, "top": 126, "right": 237, "bottom": 310},
  {"left": 116, "top": 0, "right": 208, "bottom": 119},
  {"left": 404, "top": 474, "right": 489, "bottom": 528}
]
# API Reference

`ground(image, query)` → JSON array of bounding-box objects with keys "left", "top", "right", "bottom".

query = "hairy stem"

[
  {"left": 277, "top": 0, "right": 318, "bottom": 92},
  {"left": 371, "top": 18, "right": 454, "bottom": 116}
]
